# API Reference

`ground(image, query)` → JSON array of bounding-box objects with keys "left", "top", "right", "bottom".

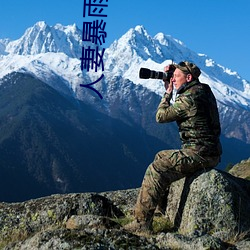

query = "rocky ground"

[{"left": 0, "top": 168, "right": 250, "bottom": 249}]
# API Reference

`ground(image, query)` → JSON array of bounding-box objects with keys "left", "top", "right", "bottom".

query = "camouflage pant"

[{"left": 134, "top": 149, "right": 220, "bottom": 222}]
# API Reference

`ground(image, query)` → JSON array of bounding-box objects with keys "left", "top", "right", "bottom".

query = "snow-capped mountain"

[
  {"left": 0, "top": 21, "right": 250, "bottom": 200},
  {"left": 0, "top": 22, "right": 249, "bottom": 147},
  {"left": 104, "top": 25, "right": 250, "bottom": 110},
  {"left": 5, "top": 21, "right": 82, "bottom": 58},
  {"left": 1, "top": 22, "right": 249, "bottom": 110}
]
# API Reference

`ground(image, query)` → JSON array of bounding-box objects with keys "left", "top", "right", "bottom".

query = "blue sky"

[{"left": 0, "top": 0, "right": 250, "bottom": 81}]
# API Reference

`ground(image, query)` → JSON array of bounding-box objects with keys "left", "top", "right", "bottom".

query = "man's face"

[{"left": 172, "top": 68, "right": 188, "bottom": 90}]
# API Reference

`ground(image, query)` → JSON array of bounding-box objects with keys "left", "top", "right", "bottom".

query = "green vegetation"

[
  {"left": 113, "top": 214, "right": 174, "bottom": 234},
  {"left": 152, "top": 216, "right": 174, "bottom": 234}
]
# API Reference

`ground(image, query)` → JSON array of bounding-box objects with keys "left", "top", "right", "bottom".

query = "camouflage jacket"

[{"left": 156, "top": 80, "right": 222, "bottom": 157}]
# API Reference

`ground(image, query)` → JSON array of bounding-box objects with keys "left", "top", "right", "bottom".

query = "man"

[{"left": 124, "top": 61, "right": 222, "bottom": 233}]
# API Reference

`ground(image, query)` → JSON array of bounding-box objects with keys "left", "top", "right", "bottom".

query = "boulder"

[
  {"left": 0, "top": 193, "right": 124, "bottom": 248},
  {"left": 165, "top": 169, "right": 250, "bottom": 241}
]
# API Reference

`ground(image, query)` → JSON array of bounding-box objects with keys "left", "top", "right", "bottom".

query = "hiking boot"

[{"left": 124, "top": 219, "right": 152, "bottom": 234}]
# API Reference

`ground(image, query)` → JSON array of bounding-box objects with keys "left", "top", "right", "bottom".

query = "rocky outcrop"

[
  {"left": 165, "top": 169, "right": 250, "bottom": 240},
  {"left": 229, "top": 158, "right": 250, "bottom": 180},
  {"left": 1, "top": 169, "right": 250, "bottom": 249}
]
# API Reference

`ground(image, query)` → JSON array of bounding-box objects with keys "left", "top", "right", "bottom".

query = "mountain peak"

[
  {"left": 154, "top": 32, "right": 185, "bottom": 47},
  {"left": 1, "top": 22, "right": 250, "bottom": 109},
  {"left": 116, "top": 25, "right": 152, "bottom": 46},
  {"left": 54, "top": 23, "right": 79, "bottom": 34},
  {"left": 5, "top": 21, "right": 82, "bottom": 58},
  {"left": 134, "top": 25, "right": 147, "bottom": 34},
  {"left": 105, "top": 25, "right": 250, "bottom": 108},
  {"left": 34, "top": 21, "right": 48, "bottom": 29}
]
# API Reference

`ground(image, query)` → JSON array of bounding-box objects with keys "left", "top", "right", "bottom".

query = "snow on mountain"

[
  {"left": 0, "top": 53, "right": 82, "bottom": 94},
  {"left": 0, "top": 39, "right": 9, "bottom": 55},
  {"left": 0, "top": 22, "right": 250, "bottom": 111},
  {"left": 0, "top": 21, "right": 90, "bottom": 94},
  {"left": 104, "top": 25, "right": 250, "bottom": 110},
  {"left": 5, "top": 21, "right": 83, "bottom": 58}
]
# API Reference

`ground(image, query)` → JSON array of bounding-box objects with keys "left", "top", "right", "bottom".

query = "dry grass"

[
  {"left": 225, "top": 230, "right": 250, "bottom": 245},
  {"left": 115, "top": 214, "right": 174, "bottom": 235}
]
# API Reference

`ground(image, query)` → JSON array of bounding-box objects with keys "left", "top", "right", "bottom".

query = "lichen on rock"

[
  {"left": 1, "top": 168, "right": 250, "bottom": 249},
  {"left": 166, "top": 169, "right": 250, "bottom": 241}
]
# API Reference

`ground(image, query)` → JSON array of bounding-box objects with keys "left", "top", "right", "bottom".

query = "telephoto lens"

[
  {"left": 139, "top": 68, "right": 167, "bottom": 80},
  {"left": 139, "top": 65, "right": 176, "bottom": 82}
]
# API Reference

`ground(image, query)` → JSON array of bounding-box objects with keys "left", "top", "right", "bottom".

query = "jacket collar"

[{"left": 176, "top": 79, "right": 200, "bottom": 95}]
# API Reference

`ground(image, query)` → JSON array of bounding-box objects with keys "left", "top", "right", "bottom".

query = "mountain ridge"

[
  {"left": 1, "top": 22, "right": 249, "bottom": 110},
  {"left": 104, "top": 24, "right": 250, "bottom": 109},
  {"left": 0, "top": 72, "right": 170, "bottom": 202},
  {"left": 1, "top": 21, "right": 250, "bottom": 147},
  {"left": 5, "top": 21, "right": 83, "bottom": 58},
  {"left": 0, "top": 22, "right": 249, "bottom": 201}
]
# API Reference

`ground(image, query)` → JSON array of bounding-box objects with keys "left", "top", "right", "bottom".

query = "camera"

[{"left": 139, "top": 65, "right": 176, "bottom": 82}]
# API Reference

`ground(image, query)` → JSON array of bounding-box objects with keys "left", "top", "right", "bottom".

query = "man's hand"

[{"left": 163, "top": 65, "right": 173, "bottom": 94}]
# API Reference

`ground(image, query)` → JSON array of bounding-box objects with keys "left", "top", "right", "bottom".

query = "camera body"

[{"left": 139, "top": 65, "right": 176, "bottom": 82}]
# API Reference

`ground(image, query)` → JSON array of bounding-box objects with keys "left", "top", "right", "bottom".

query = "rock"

[
  {"left": 235, "top": 239, "right": 250, "bottom": 250},
  {"left": 65, "top": 214, "right": 120, "bottom": 230},
  {"left": 1, "top": 168, "right": 250, "bottom": 249},
  {"left": 229, "top": 158, "right": 250, "bottom": 180},
  {"left": 0, "top": 193, "right": 124, "bottom": 248},
  {"left": 165, "top": 169, "right": 250, "bottom": 241},
  {"left": 100, "top": 188, "right": 140, "bottom": 215},
  {"left": 156, "top": 232, "right": 227, "bottom": 250},
  {"left": 4, "top": 228, "right": 161, "bottom": 250}
]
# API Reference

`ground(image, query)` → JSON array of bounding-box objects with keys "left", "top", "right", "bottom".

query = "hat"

[{"left": 176, "top": 61, "right": 201, "bottom": 79}]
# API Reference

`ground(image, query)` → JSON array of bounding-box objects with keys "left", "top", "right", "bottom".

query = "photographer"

[{"left": 125, "top": 61, "right": 222, "bottom": 233}]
